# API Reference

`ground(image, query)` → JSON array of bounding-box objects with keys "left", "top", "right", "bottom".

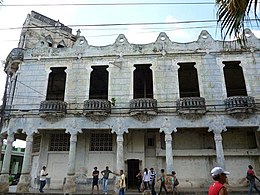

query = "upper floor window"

[
  {"left": 223, "top": 61, "right": 247, "bottom": 97},
  {"left": 89, "top": 66, "right": 109, "bottom": 99},
  {"left": 46, "top": 67, "right": 67, "bottom": 101},
  {"left": 178, "top": 62, "right": 200, "bottom": 98},
  {"left": 133, "top": 64, "right": 153, "bottom": 99}
]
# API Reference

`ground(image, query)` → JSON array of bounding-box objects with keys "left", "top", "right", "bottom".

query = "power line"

[{"left": 0, "top": 2, "right": 216, "bottom": 7}]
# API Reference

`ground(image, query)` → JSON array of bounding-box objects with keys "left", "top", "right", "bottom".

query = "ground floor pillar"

[
  {"left": 63, "top": 133, "right": 77, "bottom": 194},
  {"left": 0, "top": 133, "right": 14, "bottom": 192},
  {"left": 16, "top": 134, "right": 33, "bottom": 192},
  {"left": 214, "top": 132, "right": 225, "bottom": 168}
]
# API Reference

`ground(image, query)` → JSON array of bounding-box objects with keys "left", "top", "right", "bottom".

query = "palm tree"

[{"left": 216, "top": 0, "right": 259, "bottom": 45}]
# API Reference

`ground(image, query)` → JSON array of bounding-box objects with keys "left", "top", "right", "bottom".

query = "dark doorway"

[{"left": 127, "top": 159, "right": 139, "bottom": 189}]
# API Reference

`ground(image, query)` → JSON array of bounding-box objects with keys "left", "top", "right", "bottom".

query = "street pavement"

[{"left": 6, "top": 185, "right": 260, "bottom": 194}]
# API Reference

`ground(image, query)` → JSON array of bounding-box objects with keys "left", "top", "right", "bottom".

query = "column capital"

[
  {"left": 70, "top": 133, "right": 77, "bottom": 143},
  {"left": 160, "top": 117, "right": 177, "bottom": 134},
  {"left": 165, "top": 133, "right": 172, "bottom": 142},
  {"left": 208, "top": 116, "right": 226, "bottom": 134},
  {"left": 25, "top": 134, "right": 33, "bottom": 142},
  {"left": 7, "top": 133, "right": 15, "bottom": 142},
  {"left": 116, "top": 134, "right": 124, "bottom": 142}
]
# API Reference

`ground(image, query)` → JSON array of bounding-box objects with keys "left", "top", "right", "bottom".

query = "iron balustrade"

[
  {"left": 224, "top": 96, "right": 256, "bottom": 113},
  {"left": 83, "top": 99, "right": 111, "bottom": 113},
  {"left": 129, "top": 98, "right": 158, "bottom": 112},
  {"left": 39, "top": 100, "right": 67, "bottom": 113},
  {"left": 176, "top": 97, "right": 206, "bottom": 113}
]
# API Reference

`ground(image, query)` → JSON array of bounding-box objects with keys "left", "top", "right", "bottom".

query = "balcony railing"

[
  {"left": 129, "top": 98, "right": 158, "bottom": 116},
  {"left": 176, "top": 97, "right": 206, "bottom": 114},
  {"left": 39, "top": 100, "right": 67, "bottom": 117},
  {"left": 83, "top": 99, "right": 111, "bottom": 116},
  {"left": 5, "top": 48, "right": 24, "bottom": 72},
  {"left": 224, "top": 96, "right": 256, "bottom": 114}
]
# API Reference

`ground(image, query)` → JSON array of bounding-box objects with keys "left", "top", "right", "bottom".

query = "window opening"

[
  {"left": 89, "top": 66, "right": 109, "bottom": 99},
  {"left": 32, "top": 134, "right": 41, "bottom": 153},
  {"left": 223, "top": 61, "right": 247, "bottom": 97},
  {"left": 147, "top": 137, "right": 155, "bottom": 147},
  {"left": 178, "top": 62, "right": 200, "bottom": 98},
  {"left": 46, "top": 67, "right": 67, "bottom": 101},
  {"left": 90, "top": 133, "right": 112, "bottom": 151},
  {"left": 49, "top": 133, "right": 70, "bottom": 151},
  {"left": 133, "top": 64, "right": 153, "bottom": 99}
]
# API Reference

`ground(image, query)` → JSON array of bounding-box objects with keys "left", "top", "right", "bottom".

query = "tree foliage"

[{"left": 216, "top": 0, "right": 259, "bottom": 45}]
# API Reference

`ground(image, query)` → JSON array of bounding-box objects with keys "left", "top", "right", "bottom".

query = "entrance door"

[{"left": 127, "top": 159, "right": 139, "bottom": 189}]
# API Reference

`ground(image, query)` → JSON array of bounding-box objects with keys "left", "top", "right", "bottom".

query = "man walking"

[
  {"left": 39, "top": 166, "right": 48, "bottom": 193},
  {"left": 247, "top": 165, "right": 260, "bottom": 195},
  {"left": 208, "top": 167, "right": 229, "bottom": 195}
]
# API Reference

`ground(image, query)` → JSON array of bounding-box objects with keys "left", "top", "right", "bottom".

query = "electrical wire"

[{"left": 0, "top": 2, "right": 216, "bottom": 7}]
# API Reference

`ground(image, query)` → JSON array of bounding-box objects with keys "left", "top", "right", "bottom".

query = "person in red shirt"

[
  {"left": 247, "top": 165, "right": 260, "bottom": 195},
  {"left": 208, "top": 167, "right": 229, "bottom": 195}
]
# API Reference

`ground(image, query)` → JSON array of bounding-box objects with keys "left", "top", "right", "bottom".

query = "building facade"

[{"left": 0, "top": 11, "right": 259, "bottom": 193}]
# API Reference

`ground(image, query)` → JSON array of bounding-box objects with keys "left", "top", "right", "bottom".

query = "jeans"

[
  {"left": 39, "top": 180, "right": 46, "bottom": 192},
  {"left": 102, "top": 178, "right": 108, "bottom": 193},
  {"left": 248, "top": 180, "right": 260, "bottom": 195},
  {"left": 119, "top": 188, "right": 125, "bottom": 195}
]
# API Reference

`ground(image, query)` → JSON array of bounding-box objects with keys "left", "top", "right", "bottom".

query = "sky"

[{"left": 0, "top": 0, "right": 260, "bottom": 148}]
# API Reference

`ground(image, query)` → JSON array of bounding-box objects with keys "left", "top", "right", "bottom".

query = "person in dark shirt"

[
  {"left": 91, "top": 167, "right": 100, "bottom": 195},
  {"left": 101, "top": 166, "right": 114, "bottom": 195}
]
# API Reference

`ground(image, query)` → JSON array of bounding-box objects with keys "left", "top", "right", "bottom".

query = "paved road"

[{"left": 8, "top": 185, "right": 259, "bottom": 194}]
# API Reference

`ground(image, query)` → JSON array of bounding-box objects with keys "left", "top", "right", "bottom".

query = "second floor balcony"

[
  {"left": 129, "top": 98, "right": 158, "bottom": 116},
  {"left": 5, "top": 48, "right": 24, "bottom": 72},
  {"left": 39, "top": 100, "right": 67, "bottom": 118},
  {"left": 83, "top": 99, "right": 111, "bottom": 117},
  {"left": 224, "top": 96, "right": 256, "bottom": 114},
  {"left": 176, "top": 97, "right": 206, "bottom": 114}
]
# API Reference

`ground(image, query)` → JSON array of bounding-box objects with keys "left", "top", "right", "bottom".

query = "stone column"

[
  {"left": 165, "top": 133, "right": 174, "bottom": 174},
  {"left": 16, "top": 134, "right": 33, "bottom": 192},
  {"left": 0, "top": 133, "right": 14, "bottom": 192},
  {"left": 116, "top": 134, "right": 124, "bottom": 172},
  {"left": 0, "top": 135, "right": 3, "bottom": 167},
  {"left": 214, "top": 132, "right": 225, "bottom": 168},
  {"left": 63, "top": 133, "right": 77, "bottom": 194}
]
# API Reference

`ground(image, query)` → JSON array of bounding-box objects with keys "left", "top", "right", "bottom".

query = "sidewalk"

[{"left": 7, "top": 185, "right": 259, "bottom": 195}]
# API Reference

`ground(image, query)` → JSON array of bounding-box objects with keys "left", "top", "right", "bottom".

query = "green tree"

[{"left": 216, "top": 0, "right": 259, "bottom": 45}]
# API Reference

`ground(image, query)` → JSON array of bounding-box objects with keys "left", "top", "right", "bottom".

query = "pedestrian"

[
  {"left": 136, "top": 170, "right": 142, "bottom": 192},
  {"left": 101, "top": 166, "right": 114, "bottom": 195},
  {"left": 143, "top": 168, "right": 149, "bottom": 190},
  {"left": 208, "top": 166, "right": 229, "bottom": 195},
  {"left": 39, "top": 166, "right": 48, "bottom": 193},
  {"left": 91, "top": 167, "right": 100, "bottom": 194},
  {"left": 246, "top": 165, "right": 260, "bottom": 195},
  {"left": 157, "top": 168, "right": 168, "bottom": 195},
  {"left": 149, "top": 168, "right": 156, "bottom": 195},
  {"left": 171, "top": 171, "right": 179, "bottom": 195},
  {"left": 118, "top": 170, "right": 126, "bottom": 195}
]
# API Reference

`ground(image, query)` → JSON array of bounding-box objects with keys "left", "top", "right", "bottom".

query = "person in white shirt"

[{"left": 39, "top": 166, "right": 48, "bottom": 193}]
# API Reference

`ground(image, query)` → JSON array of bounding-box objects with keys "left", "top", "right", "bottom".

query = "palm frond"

[{"left": 216, "top": 0, "right": 259, "bottom": 46}]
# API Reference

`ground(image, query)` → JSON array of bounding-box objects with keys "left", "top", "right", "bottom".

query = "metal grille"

[
  {"left": 32, "top": 134, "right": 41, "bottom": 153},
  {"left": 49, "top": 133, "right": 70, "bottom": 151},
  {"left": 90, "top": 133, "right": 112, "bottom": 151}
]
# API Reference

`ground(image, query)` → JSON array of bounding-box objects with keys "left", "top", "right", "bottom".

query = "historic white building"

[{"left": 0, "top": 11, "right": 259, "bottom": 193}]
